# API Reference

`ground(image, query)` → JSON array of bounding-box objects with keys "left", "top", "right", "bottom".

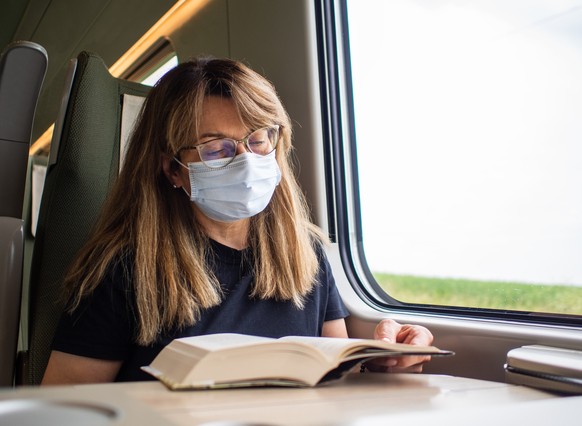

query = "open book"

[{"left": 142, "top": 333, "right": 454, "bottom": 390}]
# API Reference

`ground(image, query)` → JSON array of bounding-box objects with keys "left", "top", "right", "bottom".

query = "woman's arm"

[
  {"left": 41, "top": 350, "right": 123, "bottom": 385},
  {"left": 321, "top": 318, "right": 349, "bottom": 338}
]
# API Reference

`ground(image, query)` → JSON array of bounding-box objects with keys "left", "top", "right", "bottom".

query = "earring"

[{"left": 172, "top": 184, "right": 178, "bottom": 189}]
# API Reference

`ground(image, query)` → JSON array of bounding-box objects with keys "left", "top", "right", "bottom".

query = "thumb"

[{"left": 373, "top": 319, "right": 401, "bottom": 343}]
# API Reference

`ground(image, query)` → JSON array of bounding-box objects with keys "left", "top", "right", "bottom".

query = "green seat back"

[{"left": 22, "top": 51, "right": 150, "bottom": 385}]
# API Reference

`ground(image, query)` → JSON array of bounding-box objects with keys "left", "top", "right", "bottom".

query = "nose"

[{"left": 236, "top": 140, "right": 249, "bottom": 154}]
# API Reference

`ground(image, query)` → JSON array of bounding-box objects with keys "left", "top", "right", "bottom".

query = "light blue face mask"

[{"left": 176, "top": 151, "right": 281, "bottom": 222}]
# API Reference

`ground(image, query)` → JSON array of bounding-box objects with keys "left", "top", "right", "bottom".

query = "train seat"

[
  {"left": 0, "top": 41, "right": 47, "bottom": 387},
  {"left": 19, "top": 51, "right": 150, "bottom": 385}
]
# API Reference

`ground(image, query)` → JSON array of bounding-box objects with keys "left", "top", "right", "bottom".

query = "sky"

[{"left": 347, "top": 0, "right": 582, "bottom": 285}]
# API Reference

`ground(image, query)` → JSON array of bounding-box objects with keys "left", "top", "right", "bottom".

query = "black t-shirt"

[{"left": 52, "top": 240, "right": 349, "bottom": 381}]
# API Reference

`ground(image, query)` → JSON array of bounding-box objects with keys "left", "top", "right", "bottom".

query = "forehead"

[{"left": 198, "top": 96, "right": 247, "bottom": 138}]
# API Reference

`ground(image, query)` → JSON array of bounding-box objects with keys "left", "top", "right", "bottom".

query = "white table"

[{"left": 0, "top": 373, "right": 578, "bottom": 425}]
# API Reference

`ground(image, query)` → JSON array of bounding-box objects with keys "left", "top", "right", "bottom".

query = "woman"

[{"left": 42, "top": 57, "right": 432, "bottom": 384}]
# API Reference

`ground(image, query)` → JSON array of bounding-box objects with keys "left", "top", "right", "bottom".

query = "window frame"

[
  {"left": 315, "top": 0, "right": 582, "bottom": 328},
  {"left": 120, "top": 37, "right": 176, "bottom": 84}
]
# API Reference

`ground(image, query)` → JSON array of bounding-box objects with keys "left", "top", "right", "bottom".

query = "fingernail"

[{"left": 386, "top": 359, "right": 398, "bottom": 367}]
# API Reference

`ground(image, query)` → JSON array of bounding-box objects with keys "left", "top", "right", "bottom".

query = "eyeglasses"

[{"left": 178, "top": 125, "right": 280, "bottom": 169}]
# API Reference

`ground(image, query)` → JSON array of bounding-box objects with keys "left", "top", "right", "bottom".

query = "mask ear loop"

[
  {"left": 173, "top": 156, "right": 188, "bottom": 169},
  {"left": 172, "top": 157, "right": 193, "bottom": 198},
  {"left": 181, "top": 186, "right": 192, "bottom": 198}
]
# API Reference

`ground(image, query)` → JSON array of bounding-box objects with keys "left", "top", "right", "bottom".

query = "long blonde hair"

[{"left": 64, "top": 57, "right": 326, "bottom": 345}]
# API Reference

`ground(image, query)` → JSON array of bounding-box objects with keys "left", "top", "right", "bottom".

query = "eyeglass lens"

[{"left": 198, "top": 126, "right": 279, "bottom": 168}]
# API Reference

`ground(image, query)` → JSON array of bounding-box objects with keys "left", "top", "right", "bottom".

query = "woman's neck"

[{"left": 194, "top": 210, "right": 250, "bottom": 250}]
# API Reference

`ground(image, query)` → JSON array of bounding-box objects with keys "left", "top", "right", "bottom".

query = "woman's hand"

[{"left": 364, "top": 319, "right": 434, "bottom": 373}]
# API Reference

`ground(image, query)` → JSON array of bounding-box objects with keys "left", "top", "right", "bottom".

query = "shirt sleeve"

[{"left": 51, "top": 261, "right": 136, "bottom": 360}]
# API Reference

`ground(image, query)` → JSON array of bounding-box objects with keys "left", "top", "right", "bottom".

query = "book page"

[
  {"left": 279, "top": 336, "right": 449, "bottom": 363},
  {"left": 175, "top": 333, "right": 275, "bottom": 352},
  {"left": 278, "top": 336, "right": 388, "bottom": 363}
]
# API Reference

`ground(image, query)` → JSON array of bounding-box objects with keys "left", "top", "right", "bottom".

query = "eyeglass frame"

[{"left": 175, "top": 125, "right": 281, "bottom": 169}]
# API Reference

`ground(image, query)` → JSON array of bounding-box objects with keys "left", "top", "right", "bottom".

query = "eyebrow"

[
  {"left": 198, "top": 129, "right": 252, "bottom": 141},
  {"left": 198, "top": 132, "right": 227, "bottom": 140}
]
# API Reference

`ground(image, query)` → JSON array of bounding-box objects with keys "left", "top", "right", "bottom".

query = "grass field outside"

[{"left": 372, "top": 272, "right": 582, "bottom": 315}]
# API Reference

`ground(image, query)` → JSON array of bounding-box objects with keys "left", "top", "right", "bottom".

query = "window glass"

[
  {"left": 139, "top": 54, "right": 178, "bottom": 86},
  {"left": 121, "top": 38, "right": 178, "bottom": 86},
  {"left": 345, "top": 0, "right": 582, "bottom": 316}
]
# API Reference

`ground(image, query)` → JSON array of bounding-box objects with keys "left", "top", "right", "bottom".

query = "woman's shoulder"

[
  {"left": 95, "top": 250, "right": 135, "bottom": 293},
  {"left": 310, "top": 235, "right": 329, "bottom": 261}
]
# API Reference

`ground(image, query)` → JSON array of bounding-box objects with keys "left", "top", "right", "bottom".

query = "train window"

[
  {"left": 340, "top": 1, "right": 582, "bottom": 320},
  {"left": 122, "top": 38, "right": 177, "bottom": 86},
  {"left": 138, "top": 54, "right": 177, "bottom": 86}
]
